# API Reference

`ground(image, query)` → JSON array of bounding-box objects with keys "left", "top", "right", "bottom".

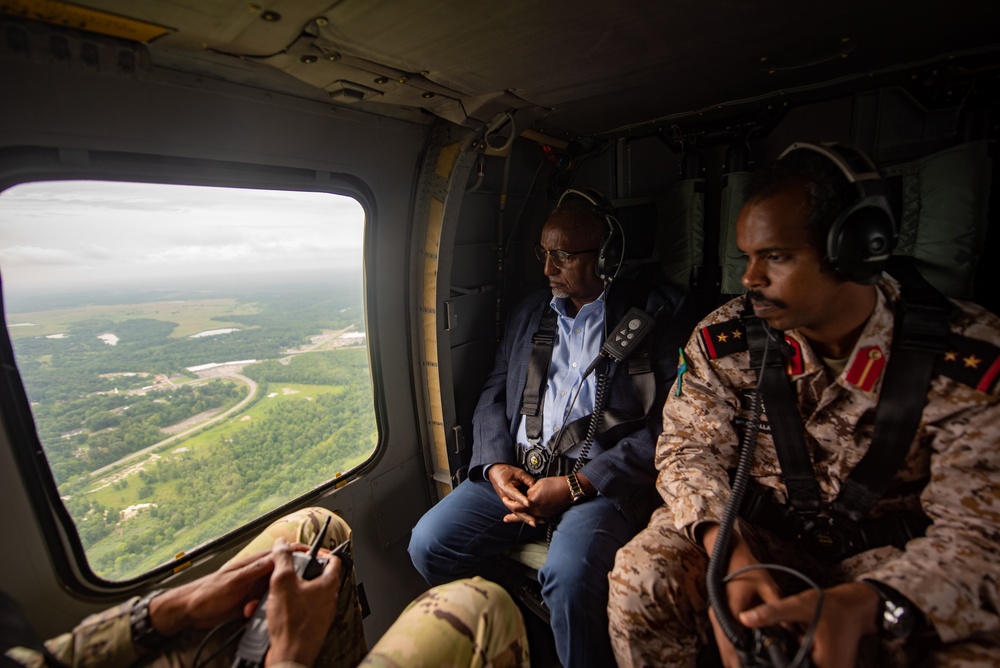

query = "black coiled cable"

[{"left": 705, "top": 331, "right": 821, "bottom": 668}]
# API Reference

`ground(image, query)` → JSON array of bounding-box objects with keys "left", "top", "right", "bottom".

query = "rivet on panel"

[
  {"left": 396, "top": 76, "right": 408, "bottom": 84},
  {"left": 326, "top": 52, "right": 341, "bottom": 61},
  {"left": 261, "top": 11, "right": 281, "bottom": 22},
  {"left": 301, "top": 54, "right": 318, "bottom": 64},
  {"left": 422, "top": 92, "right": 434, "bottom": 98},
  {"left": 248, "top": 4, "right": 262, "bottom": 13},
  {"left": 374, "top": 76, "right": 389, "bottom": 84},
  {"left": 315, "top": 16, "right": 329, "bottom": 26},
  {"left": 420, "top": 70, "right": 430, "bottom": 76}
]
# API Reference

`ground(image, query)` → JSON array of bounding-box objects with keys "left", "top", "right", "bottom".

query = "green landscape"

[{"left": 6, "top": 280, "right": 376, "bottom": 580}]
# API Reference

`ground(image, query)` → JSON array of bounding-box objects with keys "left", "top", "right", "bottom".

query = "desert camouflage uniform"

[
  {"left": 7, "top": 509, "right": 527, "bottom": 668},
  {"left": 608, "top": 277, "right": 1000, "bottom": 667}
]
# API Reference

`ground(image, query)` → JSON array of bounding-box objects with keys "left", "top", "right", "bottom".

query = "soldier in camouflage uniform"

[
  {"left": 607, "top": 146, "right": 1000, "bottom": 667},
  {"left": 5, "top": 507, "right": 528, "bottom": 668}
]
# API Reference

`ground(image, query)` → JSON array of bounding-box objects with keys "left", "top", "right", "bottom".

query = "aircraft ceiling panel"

[{"left": 4, "top": 0, "right": 999, "bottom": 139}]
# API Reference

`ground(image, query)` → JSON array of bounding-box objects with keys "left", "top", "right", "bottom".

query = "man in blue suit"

[{"left": 408, "top": 189, "right": 686, "bottom": 668}]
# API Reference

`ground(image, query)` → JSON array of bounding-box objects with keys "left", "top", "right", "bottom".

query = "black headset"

[
  {"left": 555, "top": 187, "right": 624, "bottom": 283},
  {"left": 778, "top": 142, "right": 897, "bottom": 285}
]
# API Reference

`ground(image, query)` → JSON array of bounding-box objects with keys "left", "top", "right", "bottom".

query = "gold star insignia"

[
  {"left": 944, "top": 351, "right": 957, "bottom": 362},
  {"left": 963, "top": 354, "right": 982, "bottom": 369},
  {"left": 717, "top": 332, "right": 728, "bottom": 343},
  {"left": 731, "top": 329, "right": 742, "bottom": 339}
]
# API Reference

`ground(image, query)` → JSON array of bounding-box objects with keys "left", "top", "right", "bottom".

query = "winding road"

[{"left": 88, "top": 372, "right": 258, "bottom": 478}]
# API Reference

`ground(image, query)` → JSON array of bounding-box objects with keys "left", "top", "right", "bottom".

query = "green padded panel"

[
  {"left": 882, "top": 140, "right": 992, "bottom": 299},
  {"left": 654, "top": 178, "right": 705, "bottom": 291},
  {"left": 719, "top": 171, "right": 751, "bottom": 295}
]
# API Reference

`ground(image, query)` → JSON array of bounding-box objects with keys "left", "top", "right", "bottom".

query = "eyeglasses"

[{"left": 534, "top": 245, "right": 599, "bottom": 269}]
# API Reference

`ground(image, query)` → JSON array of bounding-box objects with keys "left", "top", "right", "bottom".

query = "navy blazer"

[{"left": 468, "top": 278, "right": 686, "bottom": 525}]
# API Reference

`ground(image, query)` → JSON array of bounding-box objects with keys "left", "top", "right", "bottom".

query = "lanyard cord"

[{"left": 546, "top": 364, "right": 607, "bottom": 544}]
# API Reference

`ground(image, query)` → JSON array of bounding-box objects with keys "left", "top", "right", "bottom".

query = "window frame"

[{"left": 0, "top": 146, "right": 387, "bottom": 594}]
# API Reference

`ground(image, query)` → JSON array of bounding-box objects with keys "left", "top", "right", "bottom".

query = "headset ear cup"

[
  {"left": 827, "top": 204, "right": 896, "bottom": 284},
  {"left": 780, "top": 142, "right": 897, "bottom": 285}
]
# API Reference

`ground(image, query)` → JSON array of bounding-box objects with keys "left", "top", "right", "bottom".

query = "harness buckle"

[
  {"left": 797, "top": 514, "right": 851, "bottom": 562},
  {"left": 531, "top": 330, "right": 556, "bottom": 346},
  {"left": 521, "top": 445, "right": 550, "bottom": 476}
]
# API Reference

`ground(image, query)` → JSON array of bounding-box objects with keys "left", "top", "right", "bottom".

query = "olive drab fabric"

[
  {"left": 608, "top": 276, "right": 1000, "bottom": 666},
  {"left": 880, "top": 140, "right": 992, "bottom": 299}
]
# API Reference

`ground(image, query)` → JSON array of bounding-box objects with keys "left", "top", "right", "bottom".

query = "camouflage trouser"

[
  {"left": 360, "top": 577, "right": 529, "bottom": 668},
  {"left": 607, "top": 506, "right": 1000, "bottom": 668}
]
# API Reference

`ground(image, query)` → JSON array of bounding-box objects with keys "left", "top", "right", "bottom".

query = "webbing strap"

[
  {"left": 742, "top": 260, "right": 954, "bottom": 525},
  {"left": 627, "top": 349, "right": 657, "bottom": 418},
  {"left": 743, "top": 304, "right": 822, "bottom": 512},
  {"left": 519, "top": 305, "right": 658, "bottom": 451},
  {"left": 521, "top": 308, "right": 557, "bottom": 444},
  {"left": 737, "top": 481, "right": 930, "bottom": 561},
  {"left": 833, "top": 260, "right": 955, "bottom": 520}
]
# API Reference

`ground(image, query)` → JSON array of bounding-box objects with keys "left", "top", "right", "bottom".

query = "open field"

[
  {"left": 83, "top": 382, "right": 347, "bottom": 506},
  {"left": 6, "top": 298, "right": 262, "bottom": 339}
]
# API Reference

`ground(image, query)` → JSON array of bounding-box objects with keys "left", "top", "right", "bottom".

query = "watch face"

[{"left": 881, "top": 597, "right": 916, "bottom": 639}]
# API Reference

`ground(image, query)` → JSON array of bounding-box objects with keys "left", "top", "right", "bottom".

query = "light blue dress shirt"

[{"left": 515, "top": 292, "right": 606, "bottom": 461}]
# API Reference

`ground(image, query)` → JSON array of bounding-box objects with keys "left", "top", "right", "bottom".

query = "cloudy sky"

[{"left": 0, "top": 180, "right": 366, "bottom": 301}]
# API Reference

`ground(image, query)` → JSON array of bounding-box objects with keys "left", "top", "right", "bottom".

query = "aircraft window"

[{"left": 0, "top": 180, "right": 376, "bottom": 582}]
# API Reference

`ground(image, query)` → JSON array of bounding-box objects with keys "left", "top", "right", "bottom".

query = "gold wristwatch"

[{"left": 567, "top": 472, "right": 587, "bottom": 504}]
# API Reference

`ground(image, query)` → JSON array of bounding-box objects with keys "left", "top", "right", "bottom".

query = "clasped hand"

[{"left": 487, "top": 463, "right": 572, "bottom": 526}]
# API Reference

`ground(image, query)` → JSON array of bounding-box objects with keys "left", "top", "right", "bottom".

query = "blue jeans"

[{"left": 408, "top": 479, "right": 640, "bottom": 668}]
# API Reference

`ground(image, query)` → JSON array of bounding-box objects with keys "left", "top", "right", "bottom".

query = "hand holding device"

[{"left": 233, "top": 516, "right": 340, "bottom": 668}]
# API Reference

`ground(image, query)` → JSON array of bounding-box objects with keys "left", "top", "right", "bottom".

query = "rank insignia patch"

[
  {"left": 700, "top": 320, "right": 747, "bottom": 359},
  {"left": 845, "top": 346, "right": 886, "bottom": 392},
  {"left": 937, "top": 334, "right": 1000, "bottom": 393}
]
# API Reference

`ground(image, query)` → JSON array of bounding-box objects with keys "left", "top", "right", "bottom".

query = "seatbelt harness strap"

[
  {"left": 521, "top": 308, "right": 557, "bottom": 444},
  {"left": 742, "top": 303, "right": 822, "bottom": 513},
  {"left": 832, "top": 260, "right": 955, "bottom": 520},
  {"left": 740, "top": 261, "right": 951, "bottom": 537}
]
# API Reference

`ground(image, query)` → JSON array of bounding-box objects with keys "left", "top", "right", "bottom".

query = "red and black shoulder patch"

[
  {"left": 700, "top": 319, "right": 748, "bottom": 359},
  {"left": 936, "top": 334, "right": 1000, "bottom": 393}
]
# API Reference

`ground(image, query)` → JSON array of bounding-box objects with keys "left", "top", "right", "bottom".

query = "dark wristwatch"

[
  {"left": 860, "top": 579, "right": 924, "bottom": 640},
  {"left": 566, "top": 473, "right": 587, "bottom": 504},
  {"left": 130, "top": 589, "right": 169, "bottom": 650}
]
